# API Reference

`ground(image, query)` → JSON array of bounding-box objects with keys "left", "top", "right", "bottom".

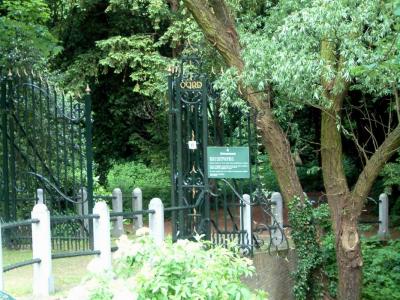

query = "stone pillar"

[
  {"left": 378, "top": 193, "right": 389, "bottom": 239},
  {"left": 240, "top": 194, "right": 252, "bottom": 248},
  {"left": 271, "top": 192, "right": 285, "bottom": 247},
  {"left": 132, "top": 188, "right": 143, "bottom": 231},
  {"left": 112, "top": 188, "right": 124, "bottom": 237},
  {"left": 93, "top": 201, "right": 112, "bottom": 272},
  {"left": 149, "top": 198, "right": 164, "bottom": 245},
  {"left": 31, "top": 199, "right": 54, "bottom": 296}
]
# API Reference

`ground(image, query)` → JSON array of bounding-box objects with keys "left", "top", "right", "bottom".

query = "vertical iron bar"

[
  {"left": 54, "top": 88, "right": 61, "bottom": 189},
  {"left": 78, "top": 103, "right": 83, "bottom": 194},
  {"left": 70, "top": 96, "right": 75, "bottom": 200},
  {"left": 45, "top": 81, "right": 52, "bottom": 183},
  {"left": 202, "top": 77, "right": 210, "bottom": 240},
  {"left": 62, "top": 92, "right": 67, "bottom": 200},
  {"left": 176, "top": 78, "right": 184, "bottom": 238},
  {"left": 8, "top": 74, "right": 17, "bottom": 220},
  {"left": 1, "top": 71, "right": 10, "bottom": 221},
  {"left": 167, "top": 72, "right": 177, "bottom": 241},
  {"left": 30, "top": 73, "right": 37, "bottom": 181},
  {"left": 38, "top": 76, "right": 44, "bottom": 181},
  {"left": 45, "top": 80, "right": 53, "bottom": 210},
  {"left": 223, "top": 181, "right": 227, "bottom": 243},
  {"left": 84, "top": 86, "right": 94, "bottom": 249}
]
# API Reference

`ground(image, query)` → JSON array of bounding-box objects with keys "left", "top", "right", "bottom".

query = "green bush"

[
  {"left": 362, "top": 239, "right": 400, "bottom": 300},
  {"left": 83, "top": 235, "right": 267, "bottom": 300},
  {"left": 106, "top": 161, "right": 171, "bottom": 208}
]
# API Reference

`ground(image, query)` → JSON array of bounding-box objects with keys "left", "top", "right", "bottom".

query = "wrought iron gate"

[
  {"left": 0, "top": 68, "right": 94, "bottom": 248},
  {"left": 168, "top": 57, "right": 262, "bottom": 252}
]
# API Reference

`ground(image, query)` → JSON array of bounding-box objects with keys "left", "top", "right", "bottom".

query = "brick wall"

[{"left": 243, "top": 250, "right": 297, "bottom": 300}]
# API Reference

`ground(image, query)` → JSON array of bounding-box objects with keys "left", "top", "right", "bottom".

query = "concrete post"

[
  {"left": 37, "top": 189, "right": 44, "bottom": 204},
  {"left": 93, "top": 201, "right": 112, "bottom": 272},
  {"left": 0, "top": 224, "right": 3, "bottom": 291},
  {"left": 378, "top": 193, "right": 389, "bottom": 239},
  {"left": 132, "top": 188, "right": 143, "bottom": 232},
  {"left": 271, "top": 192, "right": 285, "bottom": 247},
  {"left": 31, "top": 200, "right": 54, "bottom": 296},
  {"left": 240, "top": 194, "right": 252, "bottom": 247},
  {"left": 77, "top": 188, "right": 89, "bottom": 231},
  {"left": 112, "top": 188, "right": 124, "bottom": 237},
  {"left": 149, "top": 198, "right": 164, "bottom": 245}
]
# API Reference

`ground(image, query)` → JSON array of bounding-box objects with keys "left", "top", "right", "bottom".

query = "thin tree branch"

[{"left": 351, "top": 124, "right": 400, "bottom": 213}]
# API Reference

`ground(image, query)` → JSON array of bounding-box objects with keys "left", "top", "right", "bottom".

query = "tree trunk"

[
  {"left": 321, "top": 106, "right": 362, "bottom": 299},
  {"left": 320, "top": 39, "right": 363, "bottom": 299},
  {"left": 254, "top": 98, "right": 303, "bottom": 202},
  {"left": 336, "top": 214, "right": 362, "bottom": 300}
]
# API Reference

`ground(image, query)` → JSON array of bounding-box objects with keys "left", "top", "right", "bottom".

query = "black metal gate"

[
  {"left": 0, "top": 68, "right": 94, "bottom": 248},
  {"left": 168, "top": 57, "right": 262, "bottom": 252}
]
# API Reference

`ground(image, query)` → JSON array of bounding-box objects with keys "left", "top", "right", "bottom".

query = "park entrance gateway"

[{"left": 168, "top": 57, "right": 286, "bottom": 252}]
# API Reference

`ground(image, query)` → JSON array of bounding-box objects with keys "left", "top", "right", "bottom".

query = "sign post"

[{"left": 207, "top": 147, "right": 250, "bottom": 179}]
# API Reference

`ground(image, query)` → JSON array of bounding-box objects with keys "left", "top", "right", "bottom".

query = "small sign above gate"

[{"left": 207, "top": 147, "right": 250, "bottom": 179}]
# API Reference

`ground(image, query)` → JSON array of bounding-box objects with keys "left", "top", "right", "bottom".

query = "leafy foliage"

[
  {"left": 85, "top": 235, "right": 267, "bottom": 299},
  {"left": 106, "top": 161, "right": 170, "bottom": 207},
  {"left": 288, "top": 196, "right": 322, "bottom": 300},
  {"left": 97, "top": 35, "right": 168, "bottom": 98},
  {"left": 0, "top": 0, "right": 61, "bottom": 67},
  {"left": 241, "top": 0, "right": 399, "bottom": 102},
  {"left": 362, "top": 239, "right": 400, "bottom": 300}
]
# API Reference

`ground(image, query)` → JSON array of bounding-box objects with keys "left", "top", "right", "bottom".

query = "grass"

[
  {"left": 1, "top": 226, "right": 137, "bottom": 299},
  {"left": 3, "top": 248, "right": 92, "bottom": 299}
]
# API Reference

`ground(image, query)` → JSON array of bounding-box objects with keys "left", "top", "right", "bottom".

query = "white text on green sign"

[{"left": 207, "top": 147, "right": 250, "bottom": 179}]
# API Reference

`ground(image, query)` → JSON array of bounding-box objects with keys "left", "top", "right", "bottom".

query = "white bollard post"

[
  {"left": 77, "top": 188, "right": 89, "bottom": 231},
  {"left": 240, "top": 194, "right": 252, "bottom": 248},
  {"left": 132, "top": 188, "right": 143, "bottom": 232},
  {"left": 149, "top": 198, "right": 164, "bottom": 245},
  {"left": 0, "top": 225, "right": 3, "bottom": 291},
  {"left": 31, "top": 198, "right": 54, "bottom": 296},
  {"left": 93, "top": 201, "right": 112, "bottom": 272},
  {"left": 112, "top": 188, "right": 124, "bottom": 237},
  {"left": 378, "top": 193, "right": 389, "bottom": 239},
  {"left": 37, "top": 189, "right": 44, "bottom": 204},
  {"left": 271, "top": 192, "right": 285, "bottom": 247}
]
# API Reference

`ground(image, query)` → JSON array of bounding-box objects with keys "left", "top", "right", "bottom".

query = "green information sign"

[{"left": 207, "top": 147, "right": 250, "bottom": 179}]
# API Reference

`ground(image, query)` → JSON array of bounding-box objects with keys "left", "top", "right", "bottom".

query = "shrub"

[
  {"left": 362, "top": 239, "right": 400, "bottom": 300},
  {"left": 106, "top": 161, "right": 171, "bottom": 208},
  {"left": 72, "top": 235, "right": 266, "bottom": 300},
  {"left": 315, "top": 204, "right": 400, "bottom": 299}
]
